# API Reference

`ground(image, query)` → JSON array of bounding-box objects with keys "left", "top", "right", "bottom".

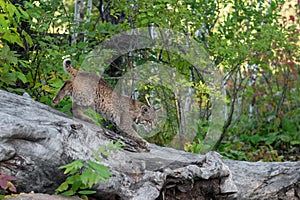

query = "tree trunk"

[{"left": 0, "top": 90, "right": 299, "bottom": 200}]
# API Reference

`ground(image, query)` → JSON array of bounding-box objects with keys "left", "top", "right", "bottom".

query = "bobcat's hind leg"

[
  {"left": 52, "top": 80, "right": 73, "bottom": 106},
  {"left": 72, "top": 102, "right": 95, "bottom": 124}
]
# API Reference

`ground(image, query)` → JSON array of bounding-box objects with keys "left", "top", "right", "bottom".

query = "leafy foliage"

[
  {"left": 55, "top": 141, "right": 123, "bottom": 198},
  {"left": 0, "top": 0, "right": 31, "bottom": 94},
  {"left": 209, "top": 1, "right": 300, "bottom": 161}
]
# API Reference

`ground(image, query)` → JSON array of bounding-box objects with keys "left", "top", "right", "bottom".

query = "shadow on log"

[{"left": 0, "top": 90, "right": 299, "bottom": 200}]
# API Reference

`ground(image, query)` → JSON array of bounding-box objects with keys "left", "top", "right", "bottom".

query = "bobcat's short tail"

[{"left": 63, "top": 58, "right": 78, "bottom": 77}]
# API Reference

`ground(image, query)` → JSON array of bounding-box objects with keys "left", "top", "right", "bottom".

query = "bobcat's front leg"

[
  {"left": 52, "top": 80, "right": 73, "bottom": 106},
  {"left": 119, "top": 117, "right": 149, "bottom": 151},
  {"left": 72, "top": 102, "right": 95, "bottom": 124}
]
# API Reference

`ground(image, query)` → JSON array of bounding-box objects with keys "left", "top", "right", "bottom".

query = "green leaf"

[
  {"left": 81, "top": 168, "right": 93, "bottom": 185},
  {"left": 250, "top": 135, "right": 261, "bottom": 145},
  {"left": 17, "top": 72, "right": 27, "bottom": 83},
  {"left": 88, "top": 173, "right": 101, "bottom": 188},
  {"left": 38, "top": 41, "right": 47, "bottom": 47},
  {"left": 98, "top": 146, "right": 111, "bottom": 157},
  {"left": 279, "top": 135, "right": 291, "bottom": 143},
  {"left": 22, "top": 30, "right": 33, "bottom": 47},
  {"left": 71, "top": 180, "right": 83, "bottom": 192},
  {"left": 56, "top": 182, "right": 69, "bottom": 193},
  {"left": 78, "top": 190, "right": 96, "bottom": 195},
  {"left": 140, "top": 18, "right": 149, "bottom": 25},
  {"left": 39, "top": 95, "right": 50, "bottom": 104},
  {"left": 19, "top": 7, "right": 30, "bottom": 19},
  {"left": 2, "top": 31, "right": 24, "bottom": 47},
  {"left": 0, "top": 14, "right": 9, "bottom": 29},
  {"left": 265, "top": 134, "right": 277, "bottom": 145},
  {"left": 10, "top": 88, "right": 25, "bottom": 94},
  {"left": 291, "top": 140, "right": 300, "bottom": 145},
  {"left": 66, "top": 174, "right": 81, "bottom": 184},
  {"left": 86, "top": 160, "right": 111, "bottom": 179},
  {"left": 6, "top": 3, "right": 17, "bottom": 17},
  {"left": 107, "top": 140, "right": 124, "bottom": 150},
  {"left": 50, "top": 79, "right": 64, "bottom": 88},
  {"left": 42, "top": 85, "right": 55, "bottom": 93},
  {"left": 147, "top": 12, "right": 154, "bottom": 17},
  {"left": 80, "top": 170, "right": 98, "bottom": 188},
  {"left": 59, "top": 159, "right": 84, "bottom": 175},
  {"left": 0, "top": 72, "right": 17, "bottom": 86},
  {"left": 60, "top": 102, "right": 72, "bottom": 115},
  {"left": 62, "top": 190, "right": 75, "bottom": 196},
  {"left": 77, "top": 42, "right": 88, "bottom": 49}
]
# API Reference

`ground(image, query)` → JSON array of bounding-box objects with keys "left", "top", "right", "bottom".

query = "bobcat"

[{"left": 52, "top": 58, "right": 157, "bottom": 151}]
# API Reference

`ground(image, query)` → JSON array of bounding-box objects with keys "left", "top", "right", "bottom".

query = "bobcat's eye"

[{"left": 141, "top": 105, "right": 149, "bottom": 114}]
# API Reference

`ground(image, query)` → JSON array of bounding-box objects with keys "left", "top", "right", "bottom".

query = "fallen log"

[
  {"left": 0, "top": 90, "right": 236, "bottom": 199},
  {"left": 0, "top": 90, "right": 299, "bottom": 200}
]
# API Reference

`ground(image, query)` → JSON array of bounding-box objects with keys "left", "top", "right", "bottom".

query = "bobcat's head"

[{"left": 135, "top": 105, "right": 159, "bottom": 133}]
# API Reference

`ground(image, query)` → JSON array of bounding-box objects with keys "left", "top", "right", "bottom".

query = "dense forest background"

[{"left": 0, "top": 0, "right": 299, "bottom": 161}]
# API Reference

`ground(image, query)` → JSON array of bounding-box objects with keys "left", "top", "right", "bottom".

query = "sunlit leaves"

[{"left": 0, "top": 0, "right": 31, "bottom": 47}]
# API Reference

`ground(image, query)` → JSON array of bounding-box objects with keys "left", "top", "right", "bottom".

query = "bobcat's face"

[{"left": 135, "top": 105, "right": 158, "bottom": 132}]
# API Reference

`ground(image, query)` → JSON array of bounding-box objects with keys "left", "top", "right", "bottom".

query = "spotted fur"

[{"left": 52, "top": 58, "right": 157, "bottom": 151}]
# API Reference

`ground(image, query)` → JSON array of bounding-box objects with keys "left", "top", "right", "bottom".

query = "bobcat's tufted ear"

[{"left": 154, "top": 106, "right": 163, "bottom": 116}]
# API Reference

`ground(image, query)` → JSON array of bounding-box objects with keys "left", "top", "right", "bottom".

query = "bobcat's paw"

[
  {"left": 83, "top": 117, "right": 95, "bottom": 124},
  {"left": 138, "top": 139, "right": 150, "bottom": 152},
  {"left": 52, "top": 98, "right": 59, "bottom": 106},
  {"left": 74, "top": 115, "right": 95, "bottom": 124}
]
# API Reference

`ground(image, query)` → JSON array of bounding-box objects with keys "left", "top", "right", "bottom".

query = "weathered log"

[
  {"left": 0, "top": 90, "right": 237, "bottom": 199},
  {"left": 0, "top": 90, "right": 299, "bottom": 200},
  {"left": 224, "top": 160, "right": 300, "bottom": 200}
]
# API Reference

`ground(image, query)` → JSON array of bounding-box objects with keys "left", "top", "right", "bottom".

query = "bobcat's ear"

[{"left": 154, "top": 106, "right": 163, "bottom": 116}]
